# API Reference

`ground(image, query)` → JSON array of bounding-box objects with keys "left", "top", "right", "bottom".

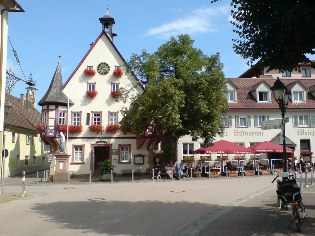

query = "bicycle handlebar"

[{"left": 271, "top": 175, "right": 279, "bottom": 183}]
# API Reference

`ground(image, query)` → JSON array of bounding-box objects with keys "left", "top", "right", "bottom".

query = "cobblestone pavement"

[
  {"left": 196, "top": 185, "right": 315, "bottom": 236},
  {"left": 0, "top": 173, "right": 314, "bottom": 236}
]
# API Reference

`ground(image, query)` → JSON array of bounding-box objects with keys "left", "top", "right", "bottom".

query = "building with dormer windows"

[{"left": 178, "top": 63, "right": 315, "bottom": 166}]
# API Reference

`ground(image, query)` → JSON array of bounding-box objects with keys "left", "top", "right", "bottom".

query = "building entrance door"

[{"left": 94, "top": 146, "right": 110, "bottom": 172}]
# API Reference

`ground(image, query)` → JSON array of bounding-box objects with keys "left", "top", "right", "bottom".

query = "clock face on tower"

[{"left": 97, "top": 62, "right": 110, "bottom": 75}]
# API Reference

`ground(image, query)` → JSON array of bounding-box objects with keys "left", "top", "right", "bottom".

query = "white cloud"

[{"left": 145, "top": 5, "right": 230, "bottom": 39}]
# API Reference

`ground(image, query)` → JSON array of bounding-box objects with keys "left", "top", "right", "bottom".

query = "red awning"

[
  {"left": 249, "top": 141, "right": 294, "bottom": 153},
  {"left": 194, "top": 140, "right": 254, "bottom": 154}
]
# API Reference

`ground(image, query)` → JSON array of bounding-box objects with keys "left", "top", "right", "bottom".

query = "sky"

[{"left": 6, "top": 0, "right": 249, "bottom": 109}]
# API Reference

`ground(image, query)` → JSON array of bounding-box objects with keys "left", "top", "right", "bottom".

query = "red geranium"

[
  {"left": 36, "top": 123, "right": 45, "bottom": 132},
  {"left": 89, "top": 124, "right": 104, "bottom": 133},
  {"left": 58, "top": 125, "right": 67, "bottom": 132},
  {"left": 86, "top": 90, "right": 98, "bottom": 98},
  {"left": 111, "top": 90, "right": 122, "bottom": 99},
  {"left": 106, "top": 124, "right": 120, "bottom": 133},
  {"left": 69, "top": 125, "right": 83, "bottom": 134},
  {"left": 84, "top": 68, "right": 96, "bottom": 76},
  {"left": 113, "top": 67, "right": 123, "bottom": 78}
]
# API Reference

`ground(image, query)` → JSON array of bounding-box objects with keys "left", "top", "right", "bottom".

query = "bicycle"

[{"left": 272, "top": 172, "right": 305, "bottom": 232}]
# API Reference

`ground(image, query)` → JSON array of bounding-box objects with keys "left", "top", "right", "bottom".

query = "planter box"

[
  {"left": 210, "top": 173, "right": 221, "bottom": 178},
  {"left": 245, "top": 170, "right": 255, "bottom": 176},
  {"left": 100, "top": 173, "right": 111, "bottom": 181},
  {"left": 229, "top": 172, "right": 238, "bottom": 177}
]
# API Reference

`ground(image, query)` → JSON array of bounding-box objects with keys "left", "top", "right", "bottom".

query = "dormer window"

[
  {"left": 258, "top": 91, "right": 269, "bottom": 102},
  {"left": 292, "top": 91, "right": 305, "bottom": 102},
  {"left": 282, "top": 70, "right": 291, "bottom": 77},
  {"left": 301, "top": 68, "right": 311, "bottom": 77},
  {"left": 226, "top": 90, "right": 236, "bottom": 102}
]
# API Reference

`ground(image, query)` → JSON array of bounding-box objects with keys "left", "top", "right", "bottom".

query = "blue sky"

[{"left": 7, "top": 0, "right": 248, "bottom": 108}]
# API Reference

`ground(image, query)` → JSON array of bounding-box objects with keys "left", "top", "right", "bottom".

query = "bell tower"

[{"left": 99, "top": 4, "right": 117, "bottom": 41}]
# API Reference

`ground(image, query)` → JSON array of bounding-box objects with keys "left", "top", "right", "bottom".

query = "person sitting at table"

[{"left": 165, "top": 164, "right": 173, "bottom": 178}]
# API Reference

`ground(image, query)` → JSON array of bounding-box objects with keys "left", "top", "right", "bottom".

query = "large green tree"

[
  {"left": 212, "top": 0, "right": 315, "bottom": 71},
  {"left": 121, "top": 34, "right": 227, "bottom": 161}
]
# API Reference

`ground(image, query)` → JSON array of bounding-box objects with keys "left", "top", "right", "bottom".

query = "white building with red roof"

[
  {"left": 178, "top": 64, "right": 315, "bottom": 169},
  {"left": 38, "top": 10, "right": 150, "bottom": 178}
]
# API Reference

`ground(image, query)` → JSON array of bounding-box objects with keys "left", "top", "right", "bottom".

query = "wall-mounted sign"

[{"left": 134, "top": 155, "right": 144, "bottom": 165}]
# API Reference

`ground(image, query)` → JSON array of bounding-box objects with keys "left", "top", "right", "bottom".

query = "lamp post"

[
  {"left": 271, "top": 77, "right": 290, "bottom": 174},
  {"left": 2, "top": 100, "right": 12, "bottom": 194}
]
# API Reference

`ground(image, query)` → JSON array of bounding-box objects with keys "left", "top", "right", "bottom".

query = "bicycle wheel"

[{"left": 293, "top": 204, "right": 302, "bottom": 232}]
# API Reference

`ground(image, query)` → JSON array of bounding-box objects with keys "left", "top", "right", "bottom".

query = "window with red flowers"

[
  {"left": 113, "top": 66, "right": 123, "bottom": 78},
  {"left": 84, "top": 66, "right": 96, "bottom": 76}
]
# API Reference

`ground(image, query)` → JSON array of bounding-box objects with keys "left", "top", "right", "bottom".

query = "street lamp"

[
  {"left": 2, "top": 100, "right": 12, "bottom": 194},
  {"left": 271, "top": 77, "right": 291, "bottom": 173}
]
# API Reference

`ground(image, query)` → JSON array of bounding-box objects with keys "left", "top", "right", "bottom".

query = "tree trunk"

[{"left": 161, "top": 131, "right": 178, "bottom": 163}]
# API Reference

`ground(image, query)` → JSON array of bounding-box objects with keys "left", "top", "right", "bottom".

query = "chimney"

[{"left": 20, "top": 94, "right": 24, "bottom": 105}]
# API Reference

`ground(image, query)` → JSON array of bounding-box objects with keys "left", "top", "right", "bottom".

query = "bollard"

[
  {"left": 257, "top": 165, "right": 260, "bottom": 176},
  {"left": 132, "top": 169, "right": 135, "bottom": 182},
  {"left": 241, "top": 167, "right": 244, "bottom": 178},
  {"left": 40, "top": 170, "right": 43, "bottom": 182},
  {"left": 89, "top": 170, "right": 92, "bottom": 183},
  {"left": 44, "top": 170, "right": 46, "bottom": 182},
  {"left": 305, "top": 168, "right": 309, "bottom": 187},
  {"left": 226, "top": 167, "right": 229, "bottom": 178},
  {"left": 46, "top": 170, "right": 49, "bottom": 181},
  {"left": 171, "top": 170, "right": 174, "bottom": 180},
  {"left": 21, "top": 171, "right": 26, "bottom": 197},
  {"left": 152, "top": 168, "right": 155, "bottom": 181},
  {"left": 272, "top": 165, "right": 275, "bottom": 175},
  {"left": 110, "top": 170, "right": 113, "bottom": 183},
  {"left": 36, "top": 171, "right": 39, "bottom": 184},
  {"left": 277, "top": 181, "right": 282, "bottom": 209},
  {"left": 208, "top": 164, "right": 210, "bottom": 180},
  {"left": 311, "top": 168, "right": 314, "bottom": 186},
  {"left": 190, "top": 168, "right": 193, "bottom": 179}
]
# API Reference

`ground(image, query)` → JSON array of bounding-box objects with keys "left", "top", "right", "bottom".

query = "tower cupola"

[{"left": 99, "top": 4, "right": 117, "bottom": 41}]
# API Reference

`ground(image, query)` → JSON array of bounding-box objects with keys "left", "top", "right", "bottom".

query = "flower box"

[
  {"left": 228, "top": 171, "right": 239, "bottom": 177},
  {"left": 106, "top": 124, "right": 120, "bottom": 133},
  {"left": 57, "top": 125, "right": 67, "bottom": 133},
  {"left": 68, "top": 125, "right": 83, "bottom": 134},
  {"left": 244, "top": 170, "right": 255, "bottom": 176},
  {"left": 84, "top": 68, "right": 96, "bottom": 76},
  {"left": 113, "top": 67, "right": 123, "bottom": 78},
  {"left": 260, "top": 169, "right": 270, "bottom": 175},
  {"left": 86, "top": 90, "right": 98, "bottom": 98},
  {"left": 111, "top": 90, "right": 123, "bottom": 99},
  {"left": 36, "top": 123, "right": 45, "bottom": 132},
  {"left": 88, "top": 124, "right": 104, "bottom": 133},
  {"left": 210, "top": 172, "right": 221, "bottom": 178}
]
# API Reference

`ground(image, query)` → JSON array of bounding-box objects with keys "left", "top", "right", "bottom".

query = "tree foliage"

[
  {"left": 212, "top": 0, "right": 315, "bottom": 71},
  {"left": 121, "top": 35, "right": 227, "bottom": 159}
]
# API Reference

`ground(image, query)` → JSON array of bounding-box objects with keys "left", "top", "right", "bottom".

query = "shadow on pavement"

[{"left": 30, "top": 196, "right": 315, "bottom": 236}]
